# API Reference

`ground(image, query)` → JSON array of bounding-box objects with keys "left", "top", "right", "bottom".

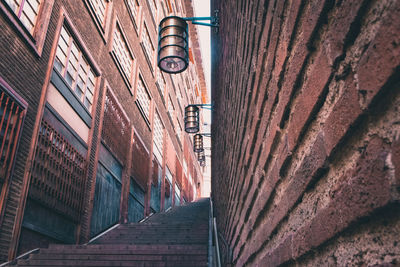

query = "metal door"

[{"left": 90, "top": 143, "right": 122, "bottom": 237}]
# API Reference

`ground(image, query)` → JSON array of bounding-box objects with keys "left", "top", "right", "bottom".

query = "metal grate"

[
  {"left": 0, "top": 89, "right": 26, "bottom": 217},
  {"left": 102, "top": 89, "right": 130, "bottom": 164},
  {"left": 29, "top": 120, "right": 87, "bottom": 221},
  {"left": 0, "top": 91, "right": 25, "bottom": 182}
]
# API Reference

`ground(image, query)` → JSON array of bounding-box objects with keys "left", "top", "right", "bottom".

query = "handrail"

[
  {"left": 208, "top": 198, "right": 213, "bottom": 267},
  {"left": 213, "top": 217, "right": 221, "bottom": 267},
  {"left": 208, "top": 197, "right": 222, "bottom": 267}
]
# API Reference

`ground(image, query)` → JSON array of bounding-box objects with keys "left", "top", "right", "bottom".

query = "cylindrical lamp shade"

[
  {"left": 197, "top": 150, "right": 205, "bottom": 162},
  {"left": 184, "top": 105, "right": 200, "bottom": 133},
  {"left": 193, "top": 134, "right": 204, "bottom": 153},
  {"left": 158, "top": 16, "right": 189, "bottom": 74}
]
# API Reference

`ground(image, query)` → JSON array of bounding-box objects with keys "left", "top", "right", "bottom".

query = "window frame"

[
  {"left": 167, "top": 94, "right": 175, "bottom": 126},
  {"left": 49, "top": 12, "right": 102, "bottom": 128},
  {"left": 53, "top": 23, "right": 99, "bottom": 114},
  {"left": 0, "top": 0, "right": 55, "bottom": 56},
  {"left": 146, "top": 0, "right": 157, "bottom": 27},
  {"left": 125, "top": 0, "right": 142, "bottom": 34},
  {"left": 156, "top": 69, "right": 166, "bottom": 105},
  {"left": 135, "top": 73, "right": 152, "bottom": 127},
  {"left": 153, "top": 109, "right": 164, "bottom": 162},
  {"left": 140, "top": 21, "right": 156, "bottom": 74},
  {"left": 83, "top": 0, "right": 112, "bottom": 42},
  {"left": 110, "top": 19, "right": 136, "bottom": 94}
]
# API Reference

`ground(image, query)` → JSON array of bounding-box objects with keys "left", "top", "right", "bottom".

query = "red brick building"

[
  {"left": 211, "top": 0, "right": 400, "bottom": 266},
  {"left": 0, "top": 0, "right": 206, "bottom": 262}
]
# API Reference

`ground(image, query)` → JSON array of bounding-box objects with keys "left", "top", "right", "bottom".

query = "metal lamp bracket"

[
  {"left": 183, "top": 10, "right": 219, "bottom": 30},
  {"left": 191, "top": 103, "right": 213, "bottom": 110}
]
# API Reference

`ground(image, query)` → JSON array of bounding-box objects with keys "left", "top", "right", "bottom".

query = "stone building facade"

[
  {"left": 0, "top": 0, "right": 206, "bottom": 262},
  {"left": 211, "top": 0, "right": 400, "bottom": 266}
]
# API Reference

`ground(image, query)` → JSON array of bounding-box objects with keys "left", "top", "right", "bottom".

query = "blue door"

[{"left": 90, "top": 144, "right": 122, "bottom": 237}]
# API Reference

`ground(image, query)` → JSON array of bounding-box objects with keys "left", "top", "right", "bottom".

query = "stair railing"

[{"left": 208, "top": 198, "right": 221, "bottom": 267}]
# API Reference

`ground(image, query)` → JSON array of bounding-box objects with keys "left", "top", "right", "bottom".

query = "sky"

[
  {"left": 192, "top": 0, "right": 211, "bottom": 97},
  {"left": 192, "top": 0, "right": 212, "bottom": 196}
]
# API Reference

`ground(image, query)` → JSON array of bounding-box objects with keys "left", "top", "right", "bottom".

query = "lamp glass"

[
  {"left": 158, "top": 16, "right": 189, "bottom": 74},
  {"left": 184, "top": 105, "right": 200, "bottom": 133},
  {"left": 194, "top": 134, "right": 204, "bottom": 152}
]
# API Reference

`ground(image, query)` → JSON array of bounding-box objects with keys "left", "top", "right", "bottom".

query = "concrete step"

[
  {"left": 29, "top": 254, "right": 207, "bottom": 261},
  {"left": 15, "top": 259, "right": 207, "bottom": 267},
  {"left": 11, "top": 198, "right": 210, "bottom": 267},
  {"left": 47, "top": 244, "right": 207, "bottom": 251}
]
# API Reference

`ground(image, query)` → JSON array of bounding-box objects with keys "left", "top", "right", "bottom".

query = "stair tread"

[{"left": 12, "top": 199, "right": 210, "bottom": 267}]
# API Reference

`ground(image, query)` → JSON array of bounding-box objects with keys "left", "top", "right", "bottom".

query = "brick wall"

[
  {"left": 211, "top": 0, "right": 400, "bottom": 266},
  {"left": 0, "top": 0, "right": 205, "bottom": 262},
  {"left": 0, "top": 0, "right": 55, "bottom": 260}
]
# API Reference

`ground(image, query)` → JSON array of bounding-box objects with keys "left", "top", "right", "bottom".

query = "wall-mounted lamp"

[
  {"left": 194, "top": 134, "right": 204, "bottom": 152},
  {"left": 158, "top": 16, "right": 189, "bottom": 74},
  {"left": 184, "top": 105, "right": 200, "bottom": 133},
  {"left": 158, "top": 11, "right": 219, "bottom": 74},
  {"left": 184, "top": 104, "right": 212, "bottom": 133},
  {"left": 197, "top": 150, "right": 205, "bottom": 162}
]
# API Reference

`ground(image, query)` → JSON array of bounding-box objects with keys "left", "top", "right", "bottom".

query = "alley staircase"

[{"left": 10, "top": 198, "right": 210, "bottom": 267}]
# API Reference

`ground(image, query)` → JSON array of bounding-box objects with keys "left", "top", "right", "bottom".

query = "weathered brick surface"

[{"left": 211, "top": 0, "right": 400, "bottom": 265}]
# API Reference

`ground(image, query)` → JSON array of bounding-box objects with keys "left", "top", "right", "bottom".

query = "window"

[
  {"left": 126, "top": 0, "right": 140, "bottom": 27},
  {"left": 141, "top": 23, "right": 155, "bottom": 67},
  {"left": 147, "top": 0, "right": 157, "bottom": 21},
  {"left": 156, "top": 70, "right": 166, "bottom": 99},
  {"left": 176, "top": 117, "right": 182, "bottom": 144},
  {"left": 168, "top": 95, "right": 174, "bottom": 121},
  {"left": 4, "top": 0, "right": 41, "bottom": 34},
  {"left": 183, "top": 159, "right": 187, "bottom": 175},
  {"left": 175, "top": 184, "right": 181, "bottom": 197},
  {"left": 87, "top": 0, "right": 108, "bottom": 26},
  {"left": 153, "top": 112, "right": 163, "bottom": 158},
  {"left": 185, "top": 75, "right": 192, "bottom": 93},
  {"left": 165, "top": 0, "right": 172, "bottom": 13},
  {"left": 54, "top": 25, "right": 96, "bottom": 112},
  {"left": 136, "top": 77, "right": 151, "bottom": 122},
  {"left": 176, "top": 85, "right": 183, "bottom": 112},
  {"left": 112, "top": 23, "right": 134, "bottom": 85}
]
